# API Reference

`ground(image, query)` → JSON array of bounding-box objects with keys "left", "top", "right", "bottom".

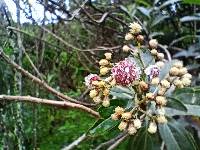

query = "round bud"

[
  {"left": 110, "top": 79, "right": 116, "bottom": 86},
  {"left": 149, "top": 39, "right": 158, "bottom": 49},
  {"left": 115, "top": 106, "right": 124, "bottom": 115},
  {"left": 102, "top": 99, "right": 110, "bottom": 107},
  {"left": 181, "top": 78, "right": 191, "bottom": 86},
  {"left": 179, "top": 67, "right": 188, "bottom": 76},
  {"left": 156, "top": 96, "right": 167, "bottom": 106},
  {"left": 128, "top": 124, "right": 137, "bottom": 135},
  {"left": 125, "top": 33, "right": 133, "bottom": 40},
  {"left": 146, "top": 92, "right": 154, "bottom": 100},
  {"left": 121, "top": 112, "right": 132, "bottom": 120},
  {"left": 139, "top": 81, "right": 149, "bottom": 91},
  {"left": 93, "top": 96, "right": 101, "bottom": 104},
  {"left": 150, "top": 49, "right": 158, "bottom": 56},
  {"left": 183, "top": 73, "right": 192, "bottom": 79},
  {"left": 173, "top": 61, "right": 183, "bottom": 68},
  {"left": 148, "top": 122, "right": 157, "bottom": 134},
  {"left": 157, "top": 53, "right": 164, "bottom": 60},
  {"left": 100, "top": 67, "right": 109, "bottom": 75},
  {"left": 118, "top": 121, "right": 128, "bottom": 131},
  {"left": 173, "top": 79, "right": 183, "bottom": 88},
  {"left": 156, "top": 61, "right": 165, "bottom": 68},
  {"left": 136, "top": 35, "right": 144, "bottom": 42},
  {"left": 92, "top": 80, "right": 99, "bottom": 86},
  {"left": 133, "top": 119, "right": 142, "bottom": 129},
  {"left": 158, "top": 87, "right": 166, "bottom": 95},
  {"left": 169, "top": 67, "right": 179, "bottom": 76},
  {"left": 122, "top": 45, "right": 130, "bottom": 52},
  {"left": 161, "top": 79, "right": 170, "bottom": 88},
  {"left": 99, "top": 59, "right": 109, "bottom": 66},
  {"left": 111, "top": 113, "right": 119, "bottom": 120},
  {"left": 151, "top": 77, "right": 160, "bottom": 85},
  {"left": 89, "top": 89, "right": 98, "bottom": 98},
  {"left": 104, "top": 76, "right": 113, "bottom": 82},
  {"left": 98, "top": 81, "right": 106, "bottom": 87},
  {"left": 104, "top": 53, "right": 112, "bottom": 60},
  {"left": 157, "top": 115, "right": 167, "bottom": 124}
]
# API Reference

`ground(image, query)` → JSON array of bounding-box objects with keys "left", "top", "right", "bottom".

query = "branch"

[
  {"left": 0, "top": 47, "right": 93, "bottom": 106},
  {"left": 107, "top": 134, "right": 128, "bottom": 150},
  {"left": 62, "top": 133, "right": 87, "bottom": 150},
  {"left": 0, "top": 95, "right": 100, "bottom": 118}
]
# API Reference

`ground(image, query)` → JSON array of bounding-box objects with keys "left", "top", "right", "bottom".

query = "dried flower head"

[
  {"left": 145, "top": 65, "right": 160, "bottom": 79},
  {"left": 111, "top": 58, "right": 141, "bottom": 86},
  {"left": 85, "top": 74, "right": 100, "bottom": 87}
]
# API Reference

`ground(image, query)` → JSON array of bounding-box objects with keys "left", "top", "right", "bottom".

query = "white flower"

[
  {"left": 99, "top": 59, "right": 109, "bottom": 66},
  {"left": 156, "top": 96, "right": 167, "bottom": 106},
  {"left": 118, "top": 121, "right": 128, "bottom": 131},
  {"left": 122, "top": 45, "right": 131, "bottom": 52},
  {"left": 148, "top": 122, "right": 157, "bottom": 134},
  {"left": 125, "top": 33, "right": 133, "bottom": 40},
  {"left": 157, "top": 115, "right": 167, "bottom": 124},
  {"left": 156, "top": 61, "right": 165, "bottom": 68},
  {"left": 129, "top": 22, "right": 142, "bottom": 34},
  {"left": 121, "top": 112, "right": 132, "bottom": 120},
  {"left": 133, "top": 119, "right": 142, "bottom": 129},
  {"left": 128, "top": 124, "right": 137, "bottom": 135},
  {"left": 104, "top": 53, "right": 112, "bottom": 60},
  {"left": 161, "top": 79, "right": 170, "bottom": 88}
]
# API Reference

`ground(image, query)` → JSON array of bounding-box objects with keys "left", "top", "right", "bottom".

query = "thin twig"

[
  {"left": 107, "top": 134, "right": 129, "bottom": 150},
  {"left": 62, "top": 133, "right": 87, "bottom": 150},
  {"left": 0, "top": 95, "right": 99, "bottom": 118}
]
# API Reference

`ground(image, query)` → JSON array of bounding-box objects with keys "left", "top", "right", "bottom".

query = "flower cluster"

[{"left": 85, "top": 22, "right": 192, "bottom": 135}]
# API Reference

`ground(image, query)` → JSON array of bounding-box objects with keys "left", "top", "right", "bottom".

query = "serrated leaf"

[
  {"left": 166, "top": 97, "right": 187, "bottom": 112},
  {"left": 159, "top": 120, "right": 198, "bottom": 150},
  {"left": 89, "top": 118, "right": 119, "bottom": 136}
]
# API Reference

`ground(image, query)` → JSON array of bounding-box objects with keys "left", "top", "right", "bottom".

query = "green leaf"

[
  {"left": 140, "top": 49, "right": 155, "bottom": 68},
  {"left": 165, "top": 104, "right": 200, "bottom": 117},
  {"left": 89, "top": 118, "right": 119, "bottom": 136},
  {"left": 129, "top": 126, "right": 160, "bottom": 150},
  {"left": 183, "top": 0, "right": 200, "bottom": 5},
  {"left": 166, "top": 97, "right": 187, "bottom": 112},
  {"left": 151, "top": 15, "right": 169, "bottom": 27},
  {"left": 137, "top": 7, "right": 151, "bottom": 18},
  {"left": 110, "top": 86, "right": 133, "bottom": 100},
  {"left": 159, "top": 120, "right": 198, "bottom": 150},
  {"left": 158, "top": 0, "right": 181, "bottom": 9},
  {"left": 159, "top": 60, "right": 176, "bottom": 80}
]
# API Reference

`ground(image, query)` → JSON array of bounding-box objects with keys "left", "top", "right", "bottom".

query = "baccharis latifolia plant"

[{"left": 84, "top": 22, "right": 192, "bottom": 135}]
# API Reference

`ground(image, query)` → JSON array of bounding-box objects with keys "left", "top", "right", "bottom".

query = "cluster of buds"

[
  {"left": 123, "top": 22, "right": 144, "bottom": 53},
  {"left": 85, "top": 22, "right": 192, "bottom": 135},
  {"left": 111, "top": 107, "right": 142, "bottom": 135},
  {"left": 99, "top": 53, "right": 113, "bottom": 76}
]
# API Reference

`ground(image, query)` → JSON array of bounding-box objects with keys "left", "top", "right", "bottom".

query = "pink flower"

[
  {"left": 85, "top": 74, "right": 100, "bottom": 87},
  {"left": 144, "top": 65, "right": 160, "bottom": 79},
  {"left": 111, "top": 58, "right": 141, "bottom": 86}
]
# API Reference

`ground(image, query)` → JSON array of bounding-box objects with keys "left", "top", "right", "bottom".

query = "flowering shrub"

[{"left": 84, "top": 22, "right": 199, "bottom": 149}]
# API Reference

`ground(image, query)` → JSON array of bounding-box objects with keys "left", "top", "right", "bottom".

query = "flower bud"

[
  {"left": 149, "top": 39, "right": 158, "bottom": 49},
  {"left": 156, "top": 61, "right": 165, "bottom": 68},
  {"left": 181, "top": 78, "right": 191, "bottom": 86},
  {"left": 148, "top": 122, "right": 157, "bottom": 134},
  {"left": 111, "top": 113, "right": 119, "bottom": 120},
  {"left": 122, "top": 45, "right": 130, "bottom": 52},
  {"left": 151, "top": 77, "right": 160, "bottom": 85},
  {"left": 128, "top": 124, "right": 137, "bottom": 135},
  {"left": 104, "top": 76, "right": 113, "bottom": 82},
  {"left": 110, "top": 79, "right": 116, "bottom": 86},
  {"left": 169, "top": 67, "right": 179, "bottom": 76},
  {"left": 156, "top": 96, "right": 167, "bottom": 106},
  {"left": 99, "top": 59, "right": 109, "bottom": 66},
  {"left": 158, "top": 87, "right": 166, "bottom": 95},
  {"left": 146, "top": 93, "right": 154, "bottom": 100},
  {"left": 183, "top": 73, "right": 192, "bottom": 79},
  {"left": 121, "top": 112, "right": 132, "bottom": 120},
  {"left": 139, "top": 81, "right": 149, "bottom": 91},
  {"left": 161, "top": 79, "right": 170, "bottom": 88},
  {"left": 133, "top": 119, "right": 142, "bottom": 129},
  {"left": 136, "top": 35, "right": 144, "bottom": 42},
  {"left": 173, "top": 61, "right": 183, "bottom": 68},
  {"left": 103, "top": 88, "right": 110, "bottom": 96},
  {"left": 129, "top": 22, "right": 142, "bottom": 34},
  {"left": 102, "top": 99, "right": 110, "bottom": 107},
  {"left": 93, "top": 96, "right": 101, "bottom": 103},
  {"left": 100, "top": 67, "right": 109, "bottom": 75},
  {"left": 89, "top": 89, "right": 98, "bottom": 98},
  {"left": 125, "top": 33, "right": 133, "bottom": 40},
  {"left": 179, "top": 67, "right": 188, "bottom": 76},
  {"left": 150, "top": 49, "right": 158, "bottom": 56},
  {"left": 173, "top": 79, "right": 183, "bottom": 88},
  {"left": 98, "top": 81, "right": 106, "bottom": 87},
  {"left": 157, "top": 53, "right": 164, "bottom": 60},
  {"left": 118, "top": 121, "right": 128, "bottom": 131},
  {"left": 92, "top": 80, "right": 99, "bottom": 86},
  {"left": 115, "top": 106, "right": 124, "bottom": 115},
  {"left": 157, "top": 115, "right": 167, "bottom": 124},
  {"left": 104, "top": 53, "right": 112, "bottom": 60}
]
